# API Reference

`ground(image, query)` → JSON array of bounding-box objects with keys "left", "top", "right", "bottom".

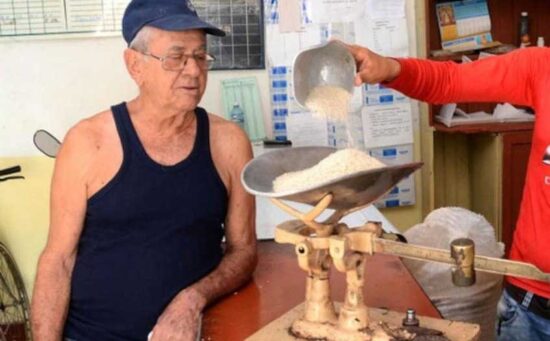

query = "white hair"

[{"left": 129, "top": 26, "right": 154, "bottom": 52}]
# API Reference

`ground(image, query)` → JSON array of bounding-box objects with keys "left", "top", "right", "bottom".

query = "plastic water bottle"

[
  {"left": 230, "top": 102, "right": 246, "bottom": 131},
  {"left": 519, "top": 12, "right": 531, "bottom": 48}
]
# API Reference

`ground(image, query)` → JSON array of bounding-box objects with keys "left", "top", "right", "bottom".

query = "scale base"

[{"left": 246, "top": 303, "right": 480, "bottom": 341}]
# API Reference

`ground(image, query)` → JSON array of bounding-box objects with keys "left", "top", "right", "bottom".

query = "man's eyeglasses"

[{"left": 133, "top": 49, "right": 216, "bottom": 71}]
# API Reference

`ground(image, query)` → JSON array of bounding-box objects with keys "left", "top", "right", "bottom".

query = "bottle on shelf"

[
  {"left": 230, "top": 102, "right": 246, "bottom": 132},
  {"left": 519, "top": 12, "right": 531, "bottom": 48}
]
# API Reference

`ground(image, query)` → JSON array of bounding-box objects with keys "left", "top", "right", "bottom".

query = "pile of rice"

[
  {"left": 304, "top": 85, "right": 351, "bottom": 121},
  {"left": 273, "top": 148, "right": 386, "bottom": 193}
]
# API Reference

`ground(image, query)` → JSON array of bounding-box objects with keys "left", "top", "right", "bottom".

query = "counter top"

[{"left": 202, "top": 241, "right": 440, "bottom": 340}]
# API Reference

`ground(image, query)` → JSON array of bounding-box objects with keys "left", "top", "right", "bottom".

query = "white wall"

[
  {"left": 1, "top": 37, "right": 134, "bottom": 155},
  {"left": 0, "top": 35, "right": 272, "bottom": 156}
]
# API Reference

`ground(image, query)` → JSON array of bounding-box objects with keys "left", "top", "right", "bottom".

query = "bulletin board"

[
  {"left": 0, "top": 0, "right": 265, "bottom": 70},
  {"left": 264, "top": 0, "right": 418, "bottom": 208},
  {"left": 0, "top": 0, "right": 128, "bottom": 38}
]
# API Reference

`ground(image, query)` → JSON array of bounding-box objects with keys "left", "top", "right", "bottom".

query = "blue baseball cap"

[{"left": 122, "top": 0, "right": 226, "bottom": 45}]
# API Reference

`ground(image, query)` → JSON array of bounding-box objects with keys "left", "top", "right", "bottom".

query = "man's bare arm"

[
  {"left": 185, "top": 120, "right": 257, "bottom": 304},
  {"left": 31, "top": 123, "right": 94, "bottom": 340},
  {"left": 151, "top": 121, "right": 257, "bottom": 340}
]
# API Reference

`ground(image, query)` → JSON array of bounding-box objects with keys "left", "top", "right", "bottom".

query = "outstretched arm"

[{"left": 345, "top": 42, "right": 547, "bottom": 107}]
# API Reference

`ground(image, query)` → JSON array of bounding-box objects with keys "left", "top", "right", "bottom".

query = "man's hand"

[
  {"left": 150, "top": 288, "right": 206, "bottom": 341},
  {"left": 344, "top": 43, "right": 402, "bottom": 86}
]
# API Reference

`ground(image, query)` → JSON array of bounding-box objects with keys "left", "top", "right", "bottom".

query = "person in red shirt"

[{"left": 345, "top": 43, "right": 550, "bottom": 340}]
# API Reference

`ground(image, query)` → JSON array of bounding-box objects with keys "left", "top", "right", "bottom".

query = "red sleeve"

[{"left": 385, "top": 47, "right": 549, "bottom": 107}]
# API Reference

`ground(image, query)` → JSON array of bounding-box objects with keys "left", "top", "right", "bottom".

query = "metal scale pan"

[{"left": 241, "top": 146, "right": 423, "bottom": 211}]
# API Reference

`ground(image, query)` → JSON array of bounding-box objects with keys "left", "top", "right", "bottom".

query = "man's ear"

[{"left": 124, "top": 48, "right": 144, "bottom": 86}]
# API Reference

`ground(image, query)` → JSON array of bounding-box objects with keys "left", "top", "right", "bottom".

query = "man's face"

[{"left": 139, "top": 28, "right": 208, "bottom": 112}]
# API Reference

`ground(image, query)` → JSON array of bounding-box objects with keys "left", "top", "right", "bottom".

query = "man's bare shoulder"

[
  {"left": 58, "top": 109, "right": 117, "bottom": 164},
  {"left": 208, "top": 113, "right": 250, "bottom": 149},
  {"left": 207, "top": 113, "right": 252, "bottom": 184}
]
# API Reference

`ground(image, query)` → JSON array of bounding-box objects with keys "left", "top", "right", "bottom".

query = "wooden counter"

[{"left": 202, "top": 241, "right": 440, "bottom": 340}]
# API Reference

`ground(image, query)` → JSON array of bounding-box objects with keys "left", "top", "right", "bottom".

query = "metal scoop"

[
  {"left": 241, "top": 146, "right": 422, "bottom": 210},
  {"left": 293, "top": 40, "right": 356, "bottom": 109}
]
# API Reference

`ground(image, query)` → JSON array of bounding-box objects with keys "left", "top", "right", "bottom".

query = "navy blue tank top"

[{"left": 64, "top": 103, "right": 228, "bottom": 340}]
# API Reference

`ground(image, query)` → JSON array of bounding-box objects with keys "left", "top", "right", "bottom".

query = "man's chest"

[{"left": 141, "top": 135, "right": 196, "bottom": 166}]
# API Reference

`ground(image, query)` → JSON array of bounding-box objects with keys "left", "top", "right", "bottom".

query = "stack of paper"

[{"left": 436, "top": 103, "right": 534, "bottom": 127}]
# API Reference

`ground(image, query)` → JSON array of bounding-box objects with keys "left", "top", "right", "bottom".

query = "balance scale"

[{"left": 241, "top": 146, "right": 550, "bottom": 341}]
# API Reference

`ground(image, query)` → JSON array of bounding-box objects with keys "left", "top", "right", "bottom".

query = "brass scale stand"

[{"left": 242, "top": 147, "right": 550, "bottom": 341}]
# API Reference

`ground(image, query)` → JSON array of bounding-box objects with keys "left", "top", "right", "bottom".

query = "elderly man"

[{"left": 30, "top": 0, "right": 257, "bottom": 340}]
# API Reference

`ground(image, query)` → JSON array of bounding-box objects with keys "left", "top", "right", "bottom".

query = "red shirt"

[{"left": 387, "top": 47, "right": 550, "bottom": 298}]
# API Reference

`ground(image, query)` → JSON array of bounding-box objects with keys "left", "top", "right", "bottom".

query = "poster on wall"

[{"left": 264, "top": 0, "right": 417, "bottom": 208}]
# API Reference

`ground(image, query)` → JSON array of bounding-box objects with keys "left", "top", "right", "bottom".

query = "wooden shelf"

[
  {"left": 429, "top": 53, "right": 480, "bottom": 62},
  {"left": 429, "top": 44, "right": 518, "bottom": 62},
  {"left": 427, "top": 0, "right": 550, "bottom": 55},
  {"left": 432, "top": 121, "right": 534, "bottom": 134},
  {"left": 425, "top": 0, "right": 547, "bottom": 132}
]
